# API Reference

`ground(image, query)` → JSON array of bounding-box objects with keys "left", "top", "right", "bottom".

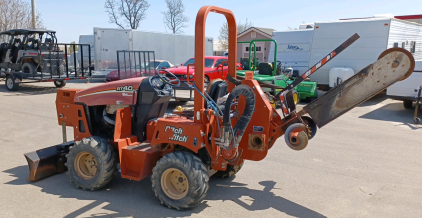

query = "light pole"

[{"left": 31, "top": 0, "right": 36, "bottom": 28}]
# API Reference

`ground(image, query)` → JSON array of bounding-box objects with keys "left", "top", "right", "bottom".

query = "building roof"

[
  {"left": 1, "top": 28, "right": 56, "bottom": 35},
  {"left": 237, "top": 27, "right": 275, "bottom": 38}
]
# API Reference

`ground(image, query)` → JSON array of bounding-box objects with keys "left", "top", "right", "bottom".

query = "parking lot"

[{"left": 0, "top": 79, "right": 421, "bottom": 218}]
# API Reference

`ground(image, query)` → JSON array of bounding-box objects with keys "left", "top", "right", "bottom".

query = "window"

[
  {"left": 214, "top": 59, "right": 226, "bottom": 67},
  {"left": 410, "top": 41, "right": 416, "bottom": 53},
  {"left": 157, "top": 62, "right": 170, "bottom": 69},
  {"left": 183, "top": 58, "right": 215, "bottom": 68},
  {"left": 247, "top": 46, "right": 261, "bottom": 52}
]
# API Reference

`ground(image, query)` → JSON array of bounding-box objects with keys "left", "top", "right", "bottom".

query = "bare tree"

[
  {"left": 105, "top": 0, "right": 150, "bottom": 29},
  {"left": 0, "top": 0, "right": 43, "bottom": 42},
  {"left": 218, "top": 18, "right": 252, "bottom": 51},
  {"left": 161, "top": 0, "right": 189, "bottom": 34}
]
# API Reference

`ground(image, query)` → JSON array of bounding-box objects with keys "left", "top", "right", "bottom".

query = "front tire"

[
  {"left": 151, "top": 151, "right": 209, "bottom": 210},
  {"left": 54, "top": 80, "right": 66, "bottom": 88},
  {"left": 66, "top": 136, "right": 116, "bottom": 191},
  {"left": 5, "top": 75, "right": 19, "bottom": 91}
]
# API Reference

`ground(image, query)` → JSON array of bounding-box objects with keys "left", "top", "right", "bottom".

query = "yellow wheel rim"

[
  {"left": 74, "top": 152, "right": 98, "bottom": 180},
  {"left": 161, "top": 168, "right": 189, "bottom": 200},
  {"left": 293, "top": 92, "right": 299, "bottom": 105}
]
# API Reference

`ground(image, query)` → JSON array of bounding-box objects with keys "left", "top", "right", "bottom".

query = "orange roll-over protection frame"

[{"left": 194, "top": 6, "right": 237, "bottom": 124}]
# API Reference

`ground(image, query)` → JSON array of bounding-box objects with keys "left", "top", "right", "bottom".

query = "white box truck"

[{"left": 91, "top": 28, "right": 214, "bottom": 75}]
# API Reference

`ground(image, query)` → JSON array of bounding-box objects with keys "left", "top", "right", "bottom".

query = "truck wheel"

[
  {"left": 213, "top": 162, "right": 244, "bottom": 178},
  {"left": 151, "top": 151, "right": 209, "bottom": 210},
  {"left": 5, "top": 75, "right": 19, "bottom": 91},
  {"left": 22, "top": 62, "right": 37, "bottom": 75},
  {"left": 65, "top": 136, "right": 116, "bottom": 191},
  {"left": 403, "top": 100, "right": 413, "bottom": 109},
  {"left": 54, "top": 80, "right": 66, "bottom": 88}
]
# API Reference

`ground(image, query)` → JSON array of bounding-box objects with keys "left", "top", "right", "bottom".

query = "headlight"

[{"left": 189, "top": 75, "right": 193, "bottom": 79}]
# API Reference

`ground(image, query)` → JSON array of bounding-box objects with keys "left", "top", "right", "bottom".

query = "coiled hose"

[{"left": 222, "top": 85, "right": 255, "bottom": 147}]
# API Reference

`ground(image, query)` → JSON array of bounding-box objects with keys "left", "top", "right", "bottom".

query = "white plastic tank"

[{"left": 329, "top": 67, "right": 355, "bottom": 88}]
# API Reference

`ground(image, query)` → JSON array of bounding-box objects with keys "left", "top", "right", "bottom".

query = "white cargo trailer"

[
  {"left": 387, "top": 60, "right": 422, "bottom": 108},
  {"left": 270, "top": 18, "right": 422, "bottom": 89},
  {"left": 268, "top": 29, "right": 314, "bottom": 75},
  {"left": 78, "top": 35, "right": 95, "bottom": 61},
  {"left": 91, "top": 28, "right": 214, "bottom": 73},
  {"left": 308, "top": 18, "right": 422, "bottom": 87}
]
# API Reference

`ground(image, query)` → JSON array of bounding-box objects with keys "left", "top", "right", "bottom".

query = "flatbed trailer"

[{"left": 1, "top": 43, "right": 93, "bottom": 90}]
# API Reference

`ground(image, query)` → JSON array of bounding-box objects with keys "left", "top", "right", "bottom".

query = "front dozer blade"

[
  {"left": 298, "top": 48, "right": 415, "bottom": 128},
  {"left": 24, "top": 141, "right": 73, "bottom": 181}
]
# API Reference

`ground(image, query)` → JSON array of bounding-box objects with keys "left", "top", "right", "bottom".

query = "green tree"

[
  {"left": 69, "top": 41, "right": 78, "bottom": 53},
  {"left": 218, "top": 18, "right": 252, "bottom": 51}
]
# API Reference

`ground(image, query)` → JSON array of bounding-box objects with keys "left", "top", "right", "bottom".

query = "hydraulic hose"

[{"left": 222, "top": 85, "right": 255, "bottom": 147}]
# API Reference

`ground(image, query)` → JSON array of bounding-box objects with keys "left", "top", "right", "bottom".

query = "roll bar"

[{"left": 194, "top": 6, "right": 237, "bottom": 123}]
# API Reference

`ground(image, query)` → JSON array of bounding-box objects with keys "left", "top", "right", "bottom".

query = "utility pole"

[{"left": 31, "top": 0, "right": 36, "bottom": 28}]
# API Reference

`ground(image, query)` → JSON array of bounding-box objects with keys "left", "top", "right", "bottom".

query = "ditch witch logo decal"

[{"left": 165, "top": 126, "right": 189, "bottom": 142}]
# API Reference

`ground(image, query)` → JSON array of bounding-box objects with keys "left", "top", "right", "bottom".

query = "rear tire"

[
  {"left": 5, "top": 75, "right": 19, "bottom": 91},
  {"left": 54, "top": 80, "right": 66, "bottom": 88},
  {"left": 151, "top": 151, "right": 209, "bottom": 210},
  {"left": 403, "top": 100, "right": 413, "bottom": 109},
  {"left": 22, "top": 62, "right": 37, "bottom": 75},
  {"left": 66, "top": 136, "right": 116, "bottom": 191},
  {"left": 213, "top": 162, "right": 244, "bottom": 178}
]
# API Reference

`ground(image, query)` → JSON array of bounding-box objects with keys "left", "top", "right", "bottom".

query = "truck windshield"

[{"left": 183, "top": 58, "right": 215, "bottom": 68}]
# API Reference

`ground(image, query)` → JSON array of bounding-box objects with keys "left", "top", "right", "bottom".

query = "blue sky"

[{"left": 33, "top": 0, "right": 420, "bottom": 43}]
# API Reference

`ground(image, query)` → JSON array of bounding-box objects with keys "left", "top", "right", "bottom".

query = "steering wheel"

[{"left": 157, "top": 69, "right": 180, "bottom": 87}]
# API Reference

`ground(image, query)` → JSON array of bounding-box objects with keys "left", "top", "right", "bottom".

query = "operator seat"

[
  {"left": 26, "top": 38, "right": 35, "bottom": 50},
  {"left": 41, "top": 38, "right": 52, "bottom": 51},
  {"left": 205, "top": 79, "right": 228, "bottom": 108},
  {"left": 10, "top": 38, "right": 21, "bottom": 63},
  {"left": 132, "top": 78, "right": 172, "bottom": 142},
  {"left": 258, "top": 62, "right": 273, "bottom": 76},
  {"left": 240, "top": 58, "right": 250, "bottom": 70},
  {"left": 0, "top": 43, "right": 9, "bottom": 62}
]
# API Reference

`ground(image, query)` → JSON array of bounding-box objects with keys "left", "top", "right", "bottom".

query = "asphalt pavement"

[{"left": 0, "top": 79, "right": 421, "bottom": 218}]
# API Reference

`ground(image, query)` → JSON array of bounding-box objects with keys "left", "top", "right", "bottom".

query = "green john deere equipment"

[{"left": 236, "top": 39, "right": 318, "bottom": 102}]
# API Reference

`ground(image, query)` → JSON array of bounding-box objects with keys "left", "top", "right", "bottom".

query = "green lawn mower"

[{"left": 236, "top": 39, "right": 318, "bottom": 102}]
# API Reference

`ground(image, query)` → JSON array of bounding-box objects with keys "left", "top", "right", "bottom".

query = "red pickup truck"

[
  {"left": 165, "top": 56, "right": 242, "bottom": 83},
  {"left": 164, "top": 56, "right": 242, "bottom": 101}
]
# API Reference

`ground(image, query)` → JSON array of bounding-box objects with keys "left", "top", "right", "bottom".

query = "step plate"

[{"left": 300, "top": 48, "right": 415, "bottom": 128}]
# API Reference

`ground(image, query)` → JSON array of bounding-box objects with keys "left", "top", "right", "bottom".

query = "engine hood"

[{"left": 74, "top": 77, "right": 147, "bottom": 106}]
